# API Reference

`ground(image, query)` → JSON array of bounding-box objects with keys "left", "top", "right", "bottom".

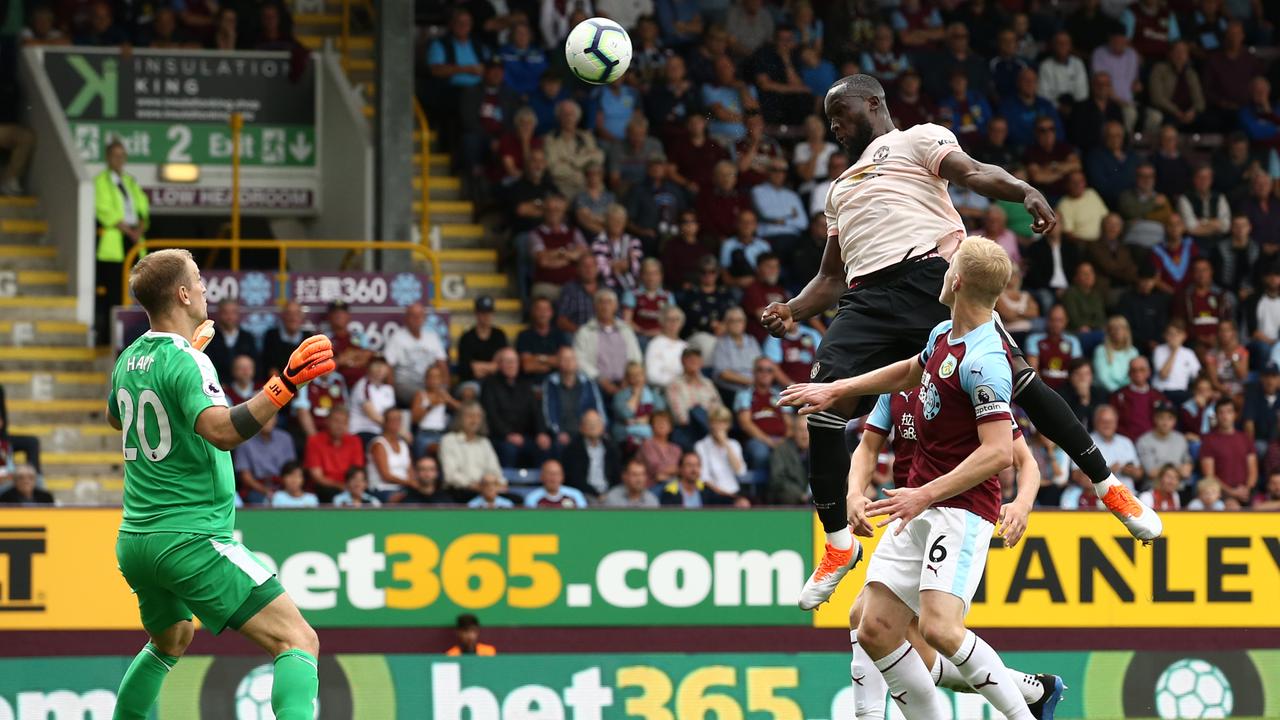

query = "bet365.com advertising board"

[
  {"left": 2, "top": 651, "right": 1279, "bottom": 719},
  {"left": 0, "top": 509, "right": 1278, "bottom": 630}
]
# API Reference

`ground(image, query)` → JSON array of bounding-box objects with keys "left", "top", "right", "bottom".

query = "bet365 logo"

[{"left": 0, "top": 527, "right": 46, "bottom": 611}]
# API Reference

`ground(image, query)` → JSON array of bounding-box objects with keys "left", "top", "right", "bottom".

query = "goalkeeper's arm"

[{"left": 195, "top": 335, "right": 335, "bottom": 450}]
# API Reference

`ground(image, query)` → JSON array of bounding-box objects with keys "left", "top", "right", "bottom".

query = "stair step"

[
  {"left": 413, "top": 176, "right": 461, "bottom": 191},
  {"left": 439, "top": 223, "right": 484, "bottom": 239},
  {"left": 412, "top": 130, "right": 440, "bottom": 144},
  {"left": 0, "top": 346, "right": 106, "bottom": 368},
  {"left": 297, "top": 34, "right": 374, "bottom": 51},
  {"left": 0, "top": 196, "right": 37, "bottom": 208},
  {"left": 45, "top": 475, "right": 123, "bottom": 493},
  {"left": 0, "top": 321, "right": 91, "bottom": 347},
  {"left": 412, "top": 153, "right": 451, "bottom": 166},
  {"left": 429, "top": 200, "right": 473, "bottom": 216},
  {"left": 0, "top": 219, "right": 47, "bottom": 235},
  {"left": 0, "top": 295, "right": 76, "bottom": 308},
  {"left": 16, "top": 270, "right": 67, "bottom": 285},
  {"left": 0, "top": 244, "right": 54, "bottom": 258},
  {"left": 460, "top": 273, "right": 509, "bottom": 288},
  {"left": 292, "top": 13, "right": 341, "bottom": 25},
  {"left": 44, "top": 451, "right": 120, "bottom": 465},
  {"left": 7, "top": 398, "right": 104, "bottom": 413},
  {"left": 10, "top": 424, "right": 118, "bottom": 453},
  {"left": 0, "top": 371, "right": 106, "bottom": 398},
  {"left": 436, "top": 248, "right": 497, "bottom": 263},
  {"left": 438, "top": 297, "right": 520, "bottom": 313},
  {"left": 0, "top": 370, "right": 106, "bottom": 385},
  {"left": 344, "top": 58, "right": 374, "bottom": 72}
]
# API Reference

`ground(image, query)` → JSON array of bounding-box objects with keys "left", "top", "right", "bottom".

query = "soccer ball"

[
  {"left": 564, "top": 17, "right": 632, "bottom": 85},
  {"left": 1153, "top": 658, "right": 1234, "bottom": 718},
  {"left": 235, "top": 663, "right": 320, "bottom": 720}
]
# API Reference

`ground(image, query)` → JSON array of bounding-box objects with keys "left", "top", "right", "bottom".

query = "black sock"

[
  {"left": 808, "top": 413, "right": 853, "bottom": 533},
  {"left": 1014, "top": 371, "right": 1111, "bottom": 484}
]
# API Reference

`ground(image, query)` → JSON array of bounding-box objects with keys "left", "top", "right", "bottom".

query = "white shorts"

[{"left": 864, "top": 506, "right": 994, "bottom": 615}]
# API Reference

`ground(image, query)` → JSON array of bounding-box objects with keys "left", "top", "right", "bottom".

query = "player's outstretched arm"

[
  {"left": 761, "top": 234, "right": 844, "bottom": 336},
  {"left": 939, "top": 151, "right": 1056, "bottom": 234},
  {"left": 847, "top": 430, "right": 884, "bottom": 536},
  {"left": 998, "top": 434, "right": 1040, "bottom": 547},
  {"left": 195, "top": 335, "right": 336, "bottom": 450},
  {"left": 867, "top": 421, "right": 1012, "bottom": 533},
  {"left": 778, "top": 357, "right": 923, "bottom": 414}
]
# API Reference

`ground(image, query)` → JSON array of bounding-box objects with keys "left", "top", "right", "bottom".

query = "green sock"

[
  {"left": 272, "top": 649, "right": 319, "bottom": 720},
  {"left": 113, "top": 642, "right": 178, "bottom": 720}
]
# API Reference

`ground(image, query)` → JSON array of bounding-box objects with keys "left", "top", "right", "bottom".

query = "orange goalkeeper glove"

[
  {"left": 264, "top": 335, "right": 336, "bottom": 408},
  {"left": 190, "top": 320, "right": 215, "bottom": 351}
]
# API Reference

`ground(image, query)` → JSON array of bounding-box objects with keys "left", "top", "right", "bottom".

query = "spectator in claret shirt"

[
  {"left": 1200, "top": 399, "right": 1257, "bottom": 508},
  {"left": 1203, "top": 21, "right": 1258, "bottom": 132},
  {"left": 663, "top": 211, "right": 710, "bottom": 292},
  {"left": 525, "top": 459, "right": 588, "bottom": 509},
  {"left": 1024, "top": 117, "right": 1080, "bottom": 202},
  {"left": 668, "top": 113, "right": 729, "bottom": 199},
  {"left": 1151, "top": 215, "right": 1197, "bottom": 295},
  {"left": 734, "top": 112, "right": 783, "bottom": 191},
  {"left": 1206, "top": 319, "right": 1249, "bottom": 400},
  {"left": 860, "top": 24, "right": 912, "bottom": 89},
  {"left": 1113, "top": 355, "right": 1172, "bottom": 440},
  {"left": 1027, "top": 305, "right": 1084, "bottom": 390},
  {"left": 735, "top": 357, "right": 790, "bottom": 470},
  {"left": 624, "top": 259, "right": 676, "bottom": 344},
  {"left": 224, "top": 354, "right": 259, "bottom": 407},
  {"left": 696, "top": 161, "right": 750, "bottom": 243},
  {"left": 888, "top": 70, "right": 935, "bottom": 130},
  {"left": 741, "top": 253, "right": 788, "bottom": 343},
  {"left": 1174, "top": 258, "right": 1231, "bottom": 351},
  {"left": 592, "top": 204, "right": 644, "bottom": 293},
  {"left": 613, "top": 361, "right": 665, "bottom": 448}
]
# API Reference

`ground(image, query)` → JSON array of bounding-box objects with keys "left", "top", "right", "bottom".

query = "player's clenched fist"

[
  {"left": 264, "top": 335, "right": 337, "bottom": 407},
  {"left": 760, "top": 301, "right": 794, "bottom": 338},
  {"left": 190, "top": 320, "right": 215, "bottom": 351}
]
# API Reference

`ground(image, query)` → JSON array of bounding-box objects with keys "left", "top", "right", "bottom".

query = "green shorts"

[{"left": 115, "top": 531, "right": 284, "bottom": 636}]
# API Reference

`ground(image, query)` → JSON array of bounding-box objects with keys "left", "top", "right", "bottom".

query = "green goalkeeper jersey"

[{"left": 110, "top": 330, "right": 236, "bottom": 536}]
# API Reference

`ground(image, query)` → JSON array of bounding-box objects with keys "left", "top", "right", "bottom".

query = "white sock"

[
  {"left": 851, "top": 631, "right": 887, "bottom": 720},
  {"left": 932, "top": 653, "right": 1045, "bottom": 703},
  {"left": 1092, "top": 474, "right": 1121, "bottom": 492},
  {"left": 827, "top": 526, "right": 852, "bottom": 551},
  {"left": 947, "top": 631, "right": 1033, "bottom": 720},
  {"left": 873, "top": 641, "right": 949, "bottom": 720}
]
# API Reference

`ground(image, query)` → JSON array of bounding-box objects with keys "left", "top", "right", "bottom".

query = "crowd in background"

[{"left": 7, "top": 0, "right": 1280, "bottom": 512}]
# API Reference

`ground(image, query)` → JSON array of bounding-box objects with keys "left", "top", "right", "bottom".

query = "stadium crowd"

[{"left": 6, "top": 0, "right": 1280, "bottom": 513}]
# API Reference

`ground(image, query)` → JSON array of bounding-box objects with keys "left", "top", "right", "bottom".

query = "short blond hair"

[
  {"left": 129, "top": 248, "right": 195, "bottom": 315},
  {"left": 953, "top": 236, "right": 1012, "bottom": 306}
]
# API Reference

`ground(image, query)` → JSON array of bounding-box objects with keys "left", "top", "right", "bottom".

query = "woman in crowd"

[
  {"left": 638, "top": 410, "right": 682, "bottom": 487},
  {"left": 411, "top": 364, "right": 459, "bottom": 459},
  {"left": 349, "top": 356, "right": 396, "bottom": 446},
  {"left": 613, "top": 361, "right": 666, "bottom": 450},
  {"left": 367, "top": 408, "right": 413, "bottom": 502},
  {"left": 1093, "top": 316, "right": 1141, "bottom": 393}
]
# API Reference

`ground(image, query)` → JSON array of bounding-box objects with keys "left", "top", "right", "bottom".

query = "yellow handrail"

[
  {"left": 413, "top": 96, "right": 432, "bottom": 244},
  {"left": 120, "top": 239, "right": 443, "bottom": 307}
]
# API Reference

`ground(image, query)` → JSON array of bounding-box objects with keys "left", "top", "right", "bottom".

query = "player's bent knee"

[
  {"left": 152, "top": 620, "right": 194, "bottom": 657},
  {"left": 917, "top": 616, "right": 965, "bottom": 658}
]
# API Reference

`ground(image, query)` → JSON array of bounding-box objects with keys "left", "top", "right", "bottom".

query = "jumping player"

[
  {"left": 845, "top": 388, "right": 1064, "bottom": 719},
  {"left": 790, "top": 238, "right": 1039, "bottom": 718},
  {"left": 763, "top": 74, "right": 1161, "bottom": 607},
  {"left": 109, "top": 249, "right": 334, "bottom": 720}
]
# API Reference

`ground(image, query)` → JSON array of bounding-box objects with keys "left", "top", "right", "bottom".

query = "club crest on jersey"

[
  {"left": 922, "top": 382, "right": 941, "bottom": 420},
  {"left": 810, "top": 362, "right": 820, "bottom": 379},
  {"left": 873, "top": 146, "right": 889, "bottom": 162},
  {"left": 939, "top": 355, "right": 957, "bottom": 378}
]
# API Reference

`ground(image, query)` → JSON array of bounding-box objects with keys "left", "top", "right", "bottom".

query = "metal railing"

[{"left": 120, "top": 239, "right": 443, "bottom": 306}]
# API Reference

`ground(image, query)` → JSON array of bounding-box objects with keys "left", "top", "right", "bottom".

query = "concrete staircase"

[
  {"left": 0, "top": 196, "right": 120, "bottom": 505},
  {"left": 293, "top": 2, "right": 526, "bottom": 351}
]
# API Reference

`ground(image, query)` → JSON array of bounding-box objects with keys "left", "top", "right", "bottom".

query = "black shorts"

[{"left": 812, "top": 256, "right": 1024, "bottom": 417}]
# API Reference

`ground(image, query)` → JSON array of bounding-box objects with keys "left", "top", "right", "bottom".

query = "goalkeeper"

[{"left": 107, "top": 249, "right": 335, "bottom": 720}]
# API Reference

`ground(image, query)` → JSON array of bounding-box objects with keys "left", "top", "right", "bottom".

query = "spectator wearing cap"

[
  {"left": 1248, "top": 364, "right": 1280, "bottom": 456},
  {"left": 440, "top": 402, "right": 505, "bottom": 497},
  {"left": 498, "top": 22, "right": 547, "bottom": 98},
  {"left": 544, "top": 100, "right": 604, "bottom": 201},
  {"left": 937, "top": 70, "right": 992, "bottom": 148},
  {"left": 888, "top": 70, "right": 936, "bottom": 130},
  {"left": 702, "top": 55, "right": 758, "bottom": 145},
  {"left": 752, "top": 160, "right": 808, "bottom": 264},
  {"left": 1200, "top": 399, "right": 1257, "bottom": 508},
  {"left": 644, "top": 305, "right": 688, "bottom": 387},
  {"left": 988, "top": 29, "right": 1032, "bottom": 103},
  {"left": 517, "top": 296, "right": 570, "bottom": 384},
  {"left": 625, "top": 152, "right": 686, "bottom": 254},
  {"left": 1213, "top": 216, "right": 1258, "bottom": 302},
  {"left": 1137, "top": 402, "right": 1193, "bottom": 481},
  {"left": 607, "top": 116, "right": 663, "bottom": 195},
  {"left": 234, "top": 412, "right": 296, "bottom": 505},
  {"left": 711, "top": 307, "right": 762, "bottom": 398},
  {"left": 1057, "top": 172, "right": 1109, "bottom": 243},
  {"left": 1001, "top": 69, "right": 1063, "bottom": 150},
  {"left": 1087, "top": 213, "right": 1139, "bottom": 289},
  {"left": 604, "top": 460, "right": 661, "bottom": 508},
  {"left": 1241, "top": 171, "right": 1280, "bottom": 252},
  {"left": 573, "top": 289, "right": 643, "bottom": 398},
  {"left": 482, "top": 348, "right": 551, "bottom": 469},
  {"left": 623, "top": 259, "right": 676, "bottom": 343},
  {"left": 1114, "top": 355, "right": 1173, "bottom": 440},
  {"left": 645, "top": 55, "right": 699, "bottom": 143},
  {"left": 734, "top": 112, "right": 782, "bottom": 190},
  {"left": 1093, "top": 316, "right": 1141, "bottom": 393},
  {"left": 1026, "top": 305, "right": 1083, "bottom": 391},
  {"left": 556, "top": 254, "right": 604, "bottom": 334},
  {"left": 1149, "top": 42, "right": 1204, "bottom": 132},
  {"left": 667, "top": 114, "right": 729, "bottom": 198},
  {"left": 1118, "top": 163, "right": 1173, "bottom": 250},
  {"left": 540, "top": 345, "right": 606, "bottom": 451},
  {"left": 457, "top": 296, "right": 509, "bottom": 386},
  {"left": 1025, "top": 117, "right": 1080, "bottom": 202},
  {"left": 1203, "top": 21, "right": 1258, "bottom": 132},
  {"left": 720, "top": 209, "right": 772, "bottom": 289},
  {"left": 749, "top": 25, "right": 813, "bottom": 127},
  {"left": 446, "top": 614, "right": 497, "bottom": 655},
  {"left": 667, "top": 348, "right": 723, "bottom": 448},
  {"left": 0, "top": 465, "right": 52, "bottom": 506},
  {"left": 1088, "top": 404, "right": 1144, "bottom": 489},
  {"left": 383, "top": 303, "right": 448, "bottom": 407},
  {"left": 204, "top": 299, "right": 259, "bottom": 385},
  {"left": 1173, "top": 258, "right": 1231, "bottom": 350},
  {"left": 592, "top": 204, "right": 645, "bottom": 293},
  {"left": 524, "top": 459, "right": 588, "bottom": 509},
  {"left": 696, "top": 161, "right": 751, "bottom": 243},
  {"left": 595, "top": 79, "right": 643, "bottom": 145},
  {"left": 561, "top": 409, "right": 622, "bottom": 499},
  {"left": 530, "top": 194, "right": 589, "bottom": 302}
]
